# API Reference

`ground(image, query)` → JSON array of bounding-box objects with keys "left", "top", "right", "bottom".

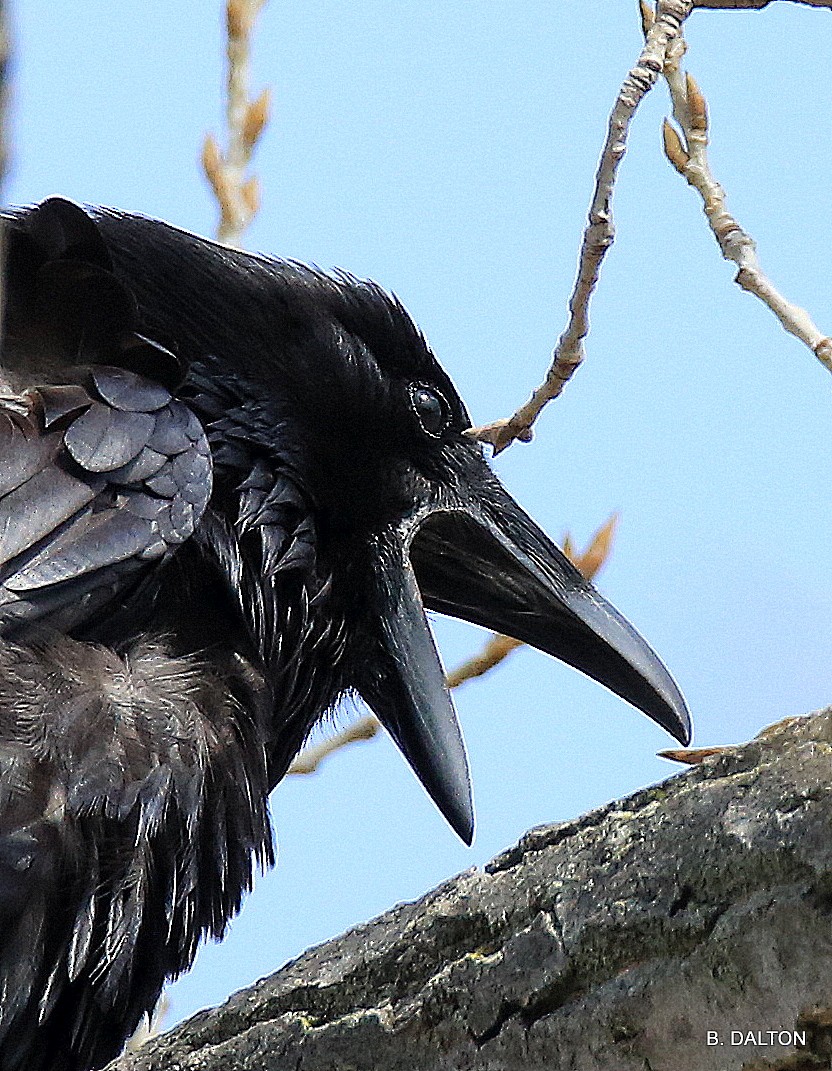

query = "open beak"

[{"left": 358, "top": 445, "right": 691, "bottom": 844}]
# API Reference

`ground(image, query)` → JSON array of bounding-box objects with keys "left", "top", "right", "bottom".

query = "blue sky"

[{"left": 8, "top": 1, "right": 832, "bottom": 1029}]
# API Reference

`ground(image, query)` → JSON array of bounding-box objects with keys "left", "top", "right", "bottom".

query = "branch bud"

[
  {"left": 685, "top": 72, "right": 708, "bottom": 133},
  {"left": 577, "top": 514, "right": 618, "bottom": 581},
  {"left": 241, "top": 176, "right": 261, "bottom": 217},
  {"left": 201, "top": 134, "right": 224, "bottom": 185},
  {"left": 227, "top": 0, "right": 250, "bottom": 41},
  {"left": 639, "top": 0, "right": 655, "bottom": 38},
  {"left": 662, "top": 118, "right": 690, "bottom": 175},
  {"left": 227, "top": 0, "right": 265, "bottom": 41},
  {"left": 243, "top": 87, "right": 271, "bottom": 150}
]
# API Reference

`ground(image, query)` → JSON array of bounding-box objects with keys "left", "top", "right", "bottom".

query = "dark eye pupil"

[{"left": 411, "top": 386, "right": 446, "bottom": 435}]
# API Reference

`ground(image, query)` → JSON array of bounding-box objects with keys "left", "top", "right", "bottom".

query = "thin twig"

[
  {"left": 694, "top": 0, "right": 832, "bottom": 8},
  {"left": 287, "top": 515, "right": 618, "bottom": 776},
  {"left": 444, "top": 634, "right": 524, "bottom": 691},
  {"left": 657, "top": 14, "right": 832, "bottom": 372},
  {"left": 203, "top": 0, "right": 271, "bottom": 246},
  {"left": 286, "top": 716, "right": 381, "bottom": 777},
  {"left": 469, "top": 0, "right": 694, "bottom": 455}
]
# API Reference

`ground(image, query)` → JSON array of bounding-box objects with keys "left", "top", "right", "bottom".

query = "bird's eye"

[{"left": 409, "top": 384, "right": 449, "bottom": 438}]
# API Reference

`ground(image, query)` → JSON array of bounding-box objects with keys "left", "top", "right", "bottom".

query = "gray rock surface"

[{"left": 110, "top": 710, "right": 832, "bottom": 1071}]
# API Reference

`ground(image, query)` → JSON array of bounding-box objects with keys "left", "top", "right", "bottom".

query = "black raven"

[{"left": 0, "top": 197, "right": 690, "bottom": 1071}]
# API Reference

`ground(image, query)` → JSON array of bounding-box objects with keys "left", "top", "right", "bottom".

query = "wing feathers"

[
  {"left": 90, "top": 366, "right": 171, "bottom": 413},
  {"left": 63, "top": 403, "right": 155, "bottom": 473},
  {"left": 0, "top": 469, "right": 98, "bottom": 564},
  {"left": 0, "top": 371, "right": 212, "bottom": 634},
  {"left": 0, "top": 412, "right": 62, "bottom": 496},
  {"left": 5, "top": 510, "right": 155, "bottom": 593},
  {"left": 34, "top": 385, "right": 94, "bottom": 430}
]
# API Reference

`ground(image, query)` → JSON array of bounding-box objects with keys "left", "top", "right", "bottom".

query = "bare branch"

[
  {"left": 470, "top": 0, "right": 831, "bottom": 456},
  {"left": 203, "top": 0, "right": 271, "bottom": 246},
  {"left": 287, "top": 515, "right": 618, "bottom": 776},
  {"left": 659, "top": 22, "right": 832, "bottom": 373},
  {"left": 469, "top": 0, "right": 694, "bottom": 455},
  {"left": 695, "top": 0, "right": 832, "bottom": 8}
]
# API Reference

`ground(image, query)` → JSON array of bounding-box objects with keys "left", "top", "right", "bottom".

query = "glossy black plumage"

[{"left": 0, "top": 198, "right": 690, "bottom": 1071}]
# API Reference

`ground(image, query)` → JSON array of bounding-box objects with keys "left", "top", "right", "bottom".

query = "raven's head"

[
  {"left": 240, "top": 269, "right": 691, "bottom": 844},
  {"left": 7, "top": 199, "right": 691, "bottom": 844}
]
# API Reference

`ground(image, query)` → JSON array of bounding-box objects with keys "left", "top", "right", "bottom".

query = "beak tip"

[
  {"left": 425, "top": 767, "right": 474, "bottom": 845},
  {"left": 446, "top": 797, "right": 475, "bottom": 846},
  {"left": 657, "top": 680, "right": 693, "bottom": 748},
  {"left": 676, "top": 709, "right": 693, "bottom": 748},
  {"left": 426, "top": 770, "right": 474, "bottom": 845}
]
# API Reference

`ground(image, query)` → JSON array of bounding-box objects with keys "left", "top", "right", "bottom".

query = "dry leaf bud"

[
  {"left": 201, "top": 134, "right": 224, "bottom": 184},
  {"left": 639, "top": 0, "right": 655, "bottom": 37},
  {"left": 662, "top": 118, "right": 690, "bottom": 175},
  {"left": 685, "top": 72, "right": 708, "bottom": 133},
  {"left": 241, "top": 176, "right": 261, "bottom": 217},
  {"left": 243, "top": 88, "right": 271, "bottom": 150},
  {"left": 579, "top": 515, "right": 618, "bottom": 580},
  {"left": 226, "top": 0, "right": 249, "bottom": 40}
]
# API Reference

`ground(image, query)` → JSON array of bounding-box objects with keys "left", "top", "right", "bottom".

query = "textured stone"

[{"left": 110, "top": 709, "right": 832, "bottom": 1071}]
